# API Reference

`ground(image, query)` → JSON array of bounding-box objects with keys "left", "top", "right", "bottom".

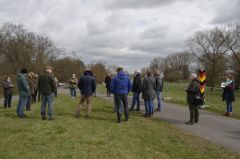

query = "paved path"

[{"left": 97, "top": 92, "right": 240, "bottom": 152}]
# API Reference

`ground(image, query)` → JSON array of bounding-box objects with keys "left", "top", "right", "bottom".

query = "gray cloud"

[
  {"left": 212, "top": 0, "right": 240, "bottom": 24},
  {"left": 104, "top": 0, "right": 184, "bottom": 9},
  {"left": 0, "top": 0, "right": 239, "bottom": 73}
]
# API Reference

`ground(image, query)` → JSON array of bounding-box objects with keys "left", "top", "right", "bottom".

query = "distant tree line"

[
  {"left": 147, "top": 24, "right": 240, "bottom": 88},
  {"left": 0, "top": 23, "right": 111, "bottom": 96}
]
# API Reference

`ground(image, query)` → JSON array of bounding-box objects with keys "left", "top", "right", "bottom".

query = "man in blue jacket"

[
  {"left": 76, "top": 68, "right": 96, "bottom": 117},
  {"left": 110, "top": 67, "right": 132, "bottom": 123}
]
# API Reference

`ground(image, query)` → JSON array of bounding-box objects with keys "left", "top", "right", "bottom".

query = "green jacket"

[
  {"left": 38, "top": 72, "right": 56, "bottom": 96},
  {"left": 17, "top": 73, "right": 30, "bottom": 97}
]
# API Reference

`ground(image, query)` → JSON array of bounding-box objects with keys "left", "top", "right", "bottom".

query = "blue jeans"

[
  {"left": 144, "top": 99, "right": 154, "bottom": 117},
  {"left": 155, "top": 91, "right": 162, "bottom": 111},
  {"left": 70, "top": 87, "right": 76, "bottom": 97},
  {"left": 131, "top": 92, "right": 140, "bottom": 110},
  {"left": 226, "top": 101, "right": 233, "bottom": 113},
  {"left": 41, "top": 94, "right": 54, "bottom": 118},
  {"left": 4, "top": 94, "right": 12, "bottom": 108},
  {"left": 16, "top": 96, "right": 28, "bottom": 117}
]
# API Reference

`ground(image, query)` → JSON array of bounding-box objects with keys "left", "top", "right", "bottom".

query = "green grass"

[
  {"left": 0, "top": 94, "right": 240, "bottom": 159},
  {"left": 162, "top": 83, "right": 240, "bottom": 118}
]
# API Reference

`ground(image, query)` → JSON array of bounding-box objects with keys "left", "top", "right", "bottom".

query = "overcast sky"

[{"left": 0, "top": 0, "right": 239, "bottom": 72}]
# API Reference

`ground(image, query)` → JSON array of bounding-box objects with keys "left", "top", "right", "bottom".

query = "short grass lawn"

[{"left": 0, "top": 95, "right": 240, "bottom": 159}]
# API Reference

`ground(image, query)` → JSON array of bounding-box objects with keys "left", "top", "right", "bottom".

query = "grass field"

[
  {"left": 0, "top": 94, "right": 240, "bottom": 159},
  {"left": 162, "top": 83, "right": 240, "bottom": 118}
]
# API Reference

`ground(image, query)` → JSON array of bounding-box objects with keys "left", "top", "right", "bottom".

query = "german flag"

[{"left": 198, "top": 69, "right": 206, "bottom": 95}]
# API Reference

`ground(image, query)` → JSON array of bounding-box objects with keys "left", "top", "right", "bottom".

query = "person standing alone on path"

[
  {"left": 16, "top": 68, "right": 29, "bottom": 118},
  {"left": 186, "top": 73, "right": 200, "bottom": 125},
  {"left": 154, "top": 69, "right": 163, "bottom": 112},
  {"left": 2, "top": 77, "right": 14, "bottom": 108},
  {"left": 76, "top": 68, "right": 96, "bottom": 117},
  {"left": 222, "top": 75, "right": 235, "bottom": 117},
  {"left": 105, "top": 74, "right": 112, "bottom": 97},
  {"left": 142, "top": 71, "right": 156, "bottom": 117},
  {"left": 38, "top": 66, "right": 56, "bottom": 120},
  {"left": 130, "top": 71, "right": 142, "bottom": 111},
  {"left": 69, "top": 74, "right": 78, "bottom": 99},
  {"left": 110, "top": 67, "right": 132, "bottom": 123}
]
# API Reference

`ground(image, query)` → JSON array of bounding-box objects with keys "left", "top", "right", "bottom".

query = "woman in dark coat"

[
  {"left": 2, "top": 77, "right": 14, "bottom": 108},
  {"left": 186, "top": 73, "right": 200, "bottom": 125},
  {"left": 222, "top": 75, "right": 235, "bottom": 117},
  {"left": 142, "top": 71, "right": 156, "bottom": 117},
  {"left": 105, "top": 74, "right": 112, "bottom": 97}
]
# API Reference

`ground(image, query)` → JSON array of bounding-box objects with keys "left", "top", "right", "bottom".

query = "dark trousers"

[
  {"left": 115, "top": 94, "right": 129, "bottom": 123},
  {"left": 32, "top": 90, "right": 38, "bottom": 103},
  {"left": 189, "top": 103, "right": 199, "bottom": 122},
  {"left": 4, "top": 94, "right": 12, "bottom": 108},
  {"left": 107, "top": 88, "right": 111, "bottom": 97}
]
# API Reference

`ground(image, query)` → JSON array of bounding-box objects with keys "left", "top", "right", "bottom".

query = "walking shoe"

[
  {"left": 48, "top": 117, "right": 53, "bottom": 121},
  {"left": 42, "top": 116, "right": 47, "bottom": 120},
  {"left": 224, "top": 112, "right": 229, "bottom": 116},
  {"left": 75, "top": 113, "right": 80, "bottom": 118},
  {"left": 185, "top": 121, "right": 194, "bottom": 125},
  {"left": 194, "top": 120, "right": 198, "bottom": 123},
  {"left": 227, "top": 113, "right": 232, "bottom": 117}
]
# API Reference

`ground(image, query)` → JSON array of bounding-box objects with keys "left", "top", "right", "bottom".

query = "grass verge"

[{"left": 0, "top": 94, "right": 239, "bottom": 159}]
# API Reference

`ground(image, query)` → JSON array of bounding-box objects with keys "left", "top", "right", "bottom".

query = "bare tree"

[{"left": 186, "top": 27, "right": 228, "bottom": 86}]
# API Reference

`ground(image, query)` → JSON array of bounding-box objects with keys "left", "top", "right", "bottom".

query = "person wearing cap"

[
  {"left": 154, "top": 69, "right": 163, "bottom": 112},
  {"left": 110, "top": 67, "right": 132, "bottom": 123},
  {"left": 76, "top": 68, "right": 96, "bottom": 117},
  {"left": 16, "top": 68, "right": 30, "bottom": 118},
  {"left": 142, "top": 71, "right": 156, "bottom": 117},
  {"left": 130, "top": 70, "right": 142, "bottom": 111},
  {"left": 69, "top": 74, "right": 78, "bottom": 99},
  {"left": 185, "top": 73, "right": 200, "bottom": 125},
  {"left": 38, "top": 66, "right": 56, "bottom": 120},
  {"left": 2, "top": 76, "right": 14, "bottom": 108}
]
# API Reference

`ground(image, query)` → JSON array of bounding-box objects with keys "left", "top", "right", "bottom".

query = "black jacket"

[
  {"left": 132, "top": 74, "right": 142, "bottom": 93},
  {"left": 186, "top": 79, "right": 200, "bottom": 104},
  {"left": 78, "top": 71, "right": 96, "bottom": 96}
]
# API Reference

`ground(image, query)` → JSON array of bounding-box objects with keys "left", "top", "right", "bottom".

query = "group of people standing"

[
  {"left": 1, "top": 66, "right": 236, "bottom": 124},
  {"left": 106, "top": 68, "right": 163, "bottom": 123},
  {"left": 14, "top": 66, "right": 57, "bottom": 120}
]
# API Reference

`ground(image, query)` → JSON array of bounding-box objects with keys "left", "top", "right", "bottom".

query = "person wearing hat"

[
  {"left": 130, "top": 70, "right": 142, "bottom": 111},
  {"left": 76, "top": 68, "right": 96, "bottom": 117},
  {"left": 16, "top": 68, "right": 30, "bottom": 118},
  {"left": 185, "top": 73, "right": 200, "bottom": 125},
  {"left": 69, "top": 74, "right": 78, "bottom": 99},
  {"left": 154, "top": 69, "right": 163, "bottom": 112},
  {"left": 38, "top": 66, "right": 56, "bottom": 120},
  {"left": 110, "top": 67, "right": 132, "bottom": 123}
]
